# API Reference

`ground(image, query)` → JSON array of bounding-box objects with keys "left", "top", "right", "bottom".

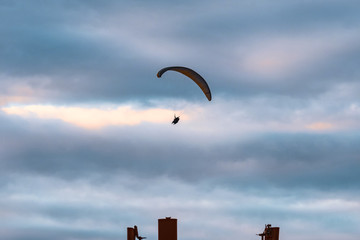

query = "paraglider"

[
  {"left": 157, "top": 66, "right": 211, "bottom": 124},
  {"left": 157, "top": 66, "right": 212, "bottom": 101}
]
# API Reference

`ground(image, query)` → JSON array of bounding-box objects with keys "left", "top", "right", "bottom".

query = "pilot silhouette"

[{"left": 172, "top": 114, "right": 180, "bottom": 124}]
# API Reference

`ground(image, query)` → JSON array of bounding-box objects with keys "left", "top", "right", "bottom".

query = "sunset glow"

[{"left": 2, "top": 105, "right": 183, "bottom": 128}]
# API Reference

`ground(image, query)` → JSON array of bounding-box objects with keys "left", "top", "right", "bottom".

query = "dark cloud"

[
  {"left": 1, "top": 0, "right": 360, "bottom": 104},
  {"left": 1, "top": 112, "right": 359, "bottom": 192}
]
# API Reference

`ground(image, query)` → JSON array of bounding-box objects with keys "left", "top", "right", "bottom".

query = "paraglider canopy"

[{"left": 157, "top": 66, "right": 212, "bottom": 101}]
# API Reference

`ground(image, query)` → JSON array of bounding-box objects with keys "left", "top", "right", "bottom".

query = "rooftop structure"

[{"left": 257, "top": 224, "right": 280, "bottom": 240}]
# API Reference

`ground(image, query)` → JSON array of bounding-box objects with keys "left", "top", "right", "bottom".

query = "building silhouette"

[
  {"left": 127, "top": 218, "right": 279, "bottom": 240},
  {"left": 257, "top": 224, "right": 280, "bottom": 240},
  {"left": 158, "top": 217, "right": 177, "bottom": 240},
  {"left": 127, "top": 217, "right": 177, "bottom": 240}
]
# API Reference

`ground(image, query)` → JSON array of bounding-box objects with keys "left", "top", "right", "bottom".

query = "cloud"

[
  {"left": 1, "top": 173, "right": 359, "bottom": 240},
  {"left": 2, "top": 104, "right": 184, "bottom": 129},
  {"left": 1, "top": 1, "right": 360, "bottom": 240},
  {"left": 1, "top": 106, "right": 359, "bottom": 192},
  {"left": 0, "top": 95, "right": 32, "bottom": 106},
  {"left": 1, "top": 0, "right": 360, "bottom": 104},
  {"left": 306, "top": 122, "right": 333, "bottom": 130}
]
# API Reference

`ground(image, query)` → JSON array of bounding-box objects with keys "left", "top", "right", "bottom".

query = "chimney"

[
  {"left": 158, "top": 217, "right": 177, "bottom": 240},
  {"left": 127, "top": 227, "right": 135, "bottom": 240}
]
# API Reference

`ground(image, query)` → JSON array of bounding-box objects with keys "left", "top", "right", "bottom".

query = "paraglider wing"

[{"left": 157, "top": 66, "right": 212, "bottom": 101}]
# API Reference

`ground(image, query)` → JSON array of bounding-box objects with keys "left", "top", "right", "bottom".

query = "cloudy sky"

[{"left": 1, "top": 0, "right": 360, "bottom": 240}]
